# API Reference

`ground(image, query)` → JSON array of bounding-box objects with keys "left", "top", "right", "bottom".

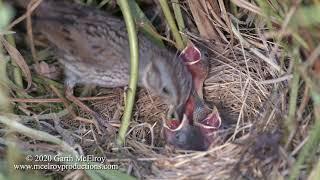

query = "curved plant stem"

[
  {"left": 116, "top": 0, "right": 139, "bottom": 145},
  {"left": 159, "top": 0, "right": 185, "bottom": 50}
]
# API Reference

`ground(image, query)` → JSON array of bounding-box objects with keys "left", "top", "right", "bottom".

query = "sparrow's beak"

[
  {"left": 167, "top": 104, "right": 185, "bottom": 123},
  {"left": 179, "top": 41, "right": 201, "bottom": 65},
  {"left": 163, "top": 113, "right": 190, "bottom": 133},
  {"left": 179, "top": 41, "right": 208, "bottom": 99},
  {"left": 196, "top": 106, "right": 221, "bottom": 129},
  {"left": 194, "top": 106, "right": 222, "bottom": 144}
]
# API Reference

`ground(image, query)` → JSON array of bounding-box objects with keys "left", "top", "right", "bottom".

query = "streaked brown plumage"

[
  {"left": 12, "top": 0, "right": 220, "bottom": 150},
  {"left": 13, "top": 0, "right": 193, "bottom": 121}
]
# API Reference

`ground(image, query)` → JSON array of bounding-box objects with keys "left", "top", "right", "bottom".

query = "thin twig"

[{"left": 10, "top": 96, "right": 112, "bottom": 103}]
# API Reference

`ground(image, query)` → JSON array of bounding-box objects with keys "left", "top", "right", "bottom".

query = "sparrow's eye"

[
  {"left": 161, "top": 87, "right": 170, "bottom": 95},
  {"left": 204, "top": 52, "right": 209, "bottom": 58}
]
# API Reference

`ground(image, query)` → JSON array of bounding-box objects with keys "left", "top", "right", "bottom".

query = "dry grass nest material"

[
  {"left": 70, "top": 37, "right": 286, "bottom": 179},
  {"left": 127, "top": 40, "right": 286, "bottom": 179},
  {"left": 20, "top": 38, "right": 285, "bottom": 179},
  {"left": 4, "top": 0, "right": 303, "bottom": 179}
]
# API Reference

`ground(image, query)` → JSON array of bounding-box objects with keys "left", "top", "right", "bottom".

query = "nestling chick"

[
  {"left": 163, "top": 42, "right": 222, "bottom": 151},
  {"left": 162, "top": 114, "right": 208, "bottom": 151}
]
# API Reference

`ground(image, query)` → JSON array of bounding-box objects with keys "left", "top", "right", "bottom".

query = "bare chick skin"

[{"left": 18, "top": 0, "right": 192, "bottom": 115}]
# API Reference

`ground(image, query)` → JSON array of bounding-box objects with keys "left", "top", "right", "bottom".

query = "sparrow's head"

[{"left": 142, "top": 50, "right": 193, "bottom": 120}]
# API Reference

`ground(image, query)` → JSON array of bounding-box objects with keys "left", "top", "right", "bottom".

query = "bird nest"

[{"left": 69, "top": 40, "right": 286, "bottom": 179}]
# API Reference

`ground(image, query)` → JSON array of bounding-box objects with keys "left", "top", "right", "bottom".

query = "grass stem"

[
  {"left": 159, "top": 0, "right": 185, "bottom": 50},
  {"left": 116, "top": 0, "right": 139, "bottom": 146},
  {"left": 171, "top": 0, "right": 187, "bottom": 44}
]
